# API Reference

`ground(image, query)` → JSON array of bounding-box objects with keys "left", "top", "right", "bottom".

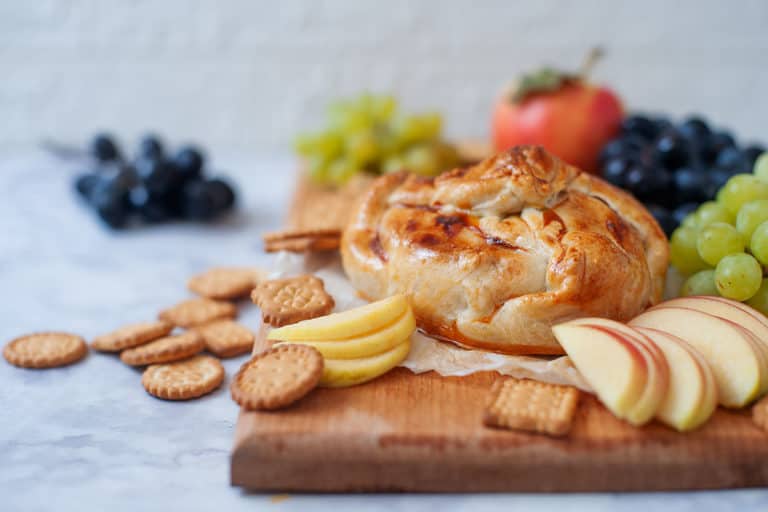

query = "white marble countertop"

[{"left": 1, "top": 150, "right": 766, "bottom": 512}]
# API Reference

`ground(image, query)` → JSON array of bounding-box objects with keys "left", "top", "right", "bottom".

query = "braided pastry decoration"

[{"left": 341, "top": 146, "right": 668, "bottom": 355}]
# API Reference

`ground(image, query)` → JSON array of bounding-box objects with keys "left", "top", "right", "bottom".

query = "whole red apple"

[{"left": 492, "top": 54, "right": 623, "bottom": 173}]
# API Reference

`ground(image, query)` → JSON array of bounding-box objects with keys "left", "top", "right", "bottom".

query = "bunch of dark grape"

[
  {"left": 599, "top": 114, "right": 765, "bottom": 236},
  {"left": 74, "top": 134, "right": 236, "bottom": 229}
]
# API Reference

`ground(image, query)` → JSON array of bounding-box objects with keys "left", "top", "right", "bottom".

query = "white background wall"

[{"left": 2, "top": 0, "right": 767, "bottom": 154}]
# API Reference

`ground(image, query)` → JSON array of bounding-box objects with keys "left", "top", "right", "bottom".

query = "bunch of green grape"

[
  {"left": 672, "top": 153, "right": 768, "bottom": 312},
  {"left": 294, "top": 94, "right": 459, "bottom": 185}
]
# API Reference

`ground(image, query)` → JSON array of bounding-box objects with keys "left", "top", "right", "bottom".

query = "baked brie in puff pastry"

[{"left": 341, "top": 146, "right": 668, "bottom": 355}]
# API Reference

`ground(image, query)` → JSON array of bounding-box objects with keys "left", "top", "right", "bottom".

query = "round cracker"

[
  {"left": 142, "top": 355, "right": 225, "bottom": 400},
  {"left": 188, "top": 267, "right": 265, "bottom": 300},
  {"left": 158, "top": 298, "right": 237, "bottom": 328},
  {"left": 4, "top": 332, "right": 87, "bottom": 369},
  {"left": 120, "top": 331, "right": 204, "bottom": 366},
  {"left": 91, "top": 321, "right": 174, "bottom": 352},
  {"left": 231, "top": 344, "right": 323, "bottom": 410},
  {"left": 195, "top": 320, "right": 255, "bottom": 358}
]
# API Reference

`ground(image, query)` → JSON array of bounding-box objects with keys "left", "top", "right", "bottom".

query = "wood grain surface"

[{"left": 231, "top": 174, "right": 768, "bottom": 492}]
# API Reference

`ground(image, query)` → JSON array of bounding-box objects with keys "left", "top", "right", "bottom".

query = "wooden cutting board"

[{"left": 230, "top": 172, "right": 768, "bottom": 492}]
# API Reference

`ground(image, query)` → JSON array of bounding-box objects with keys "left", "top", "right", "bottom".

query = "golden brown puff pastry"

[{"left": 341, "top": 146, "right": 669, "bottom": 355}]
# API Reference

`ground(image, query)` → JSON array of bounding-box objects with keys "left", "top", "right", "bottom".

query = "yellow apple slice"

[
  {"left": 568, "top": 318, "right": 669, "bottom": 426},
  {"left": 552, "top": 322, "right": 648, "bottom": 420},
  {"left": 652, "top": 296, "right": 768, "bottom": 397},
  {"left": 319, "top": 338, "right": 411, "bottom": 388},
  {"left": 630, "top": 307, "right": 762, "bottom": 407},
  {"left": 634, "top": 327, "right": 718, "bottom": 431},
  {"left": 267, "top": 294, "right": 409, "bottom": 341},
  {"left": 273, "top": 308, "right": 416, "bottom": 359}
]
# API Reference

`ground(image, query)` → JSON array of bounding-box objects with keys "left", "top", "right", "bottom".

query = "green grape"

[
  {"left": 736, "top": 199, "right": 768, "bottom": 239},
  {"left": 681, "top": 213, "right": 698, "bottom": 230},
  {"left": 313, "top": 132, "right": 344, "bottom": 160},
  {"left": 294, "top": 133, "right": 317, "bottom": 156},
  {"left": 714, "top": 253, "right": 762, "bottom": 301},
  {"left": 750, "top": 220, "right": 768, "bottom": 265},
  {"left": 297, "top": 93, "right": 451, "bottom": 184},
  {"left": 392, "top": 112, "right": 444, "bottom": 145},
  {"left": 382, "top": 156, "right": 406, "bottom": 174},
  {"left": 716, "top": 174, "right": 768, "bottom": 216},
  {"left": 753, "top": 153, "right": 768, "bottom": 182},
  {"left": 419, "top": 112, "right": 443, "bottom": 140},
  {"left": 680, "top": 269, "right": 719, "bottom": 297},
  {"left": 404, "top": 145, "right": 439, "bottom": 176},
  {"left": 346, "top": 131, "right": 378, "bottom": 166},
  {"left": 669, "top": 226, "right": 709, "bottom": 275},
  {"left": 355, "top": 92, "right": 374, "bottom": 114},
  {"left": 395, "top": 115, "right": 422, "bottom": 145},
  {"left": 306, "top": 155, "right": 330, "bottom": 183},
  {"left": 371, "top": 95, "right": 397, "bottom": 122},
  {"left": 696, "top": 222, "right": 744, "bottom": 266},
  {"left": 694, "top": 201, "right": 732, "bottom": 228},
  {"left": 433, "top": 141, "right": 460, "bottom": 171},
  {"left": 746, "top": 278, "right": 768, "bottom": 315},
  {"left": 326, "top": 158, "right": 357, "bottom": 185}
]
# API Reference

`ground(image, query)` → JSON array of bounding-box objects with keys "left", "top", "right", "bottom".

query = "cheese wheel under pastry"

[{"left": 341, "top": 146, "right": 668, "bottom": 355}]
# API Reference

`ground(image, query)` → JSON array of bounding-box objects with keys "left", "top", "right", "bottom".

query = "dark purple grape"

[
  {"left": 135, "top": 157, "right": 180, "bottom": 196},
  {"left": 175, "top": 146, "right": 205, "bottom": 181},
  {"left": 702, "top": 131, "right": 736, "bottom": 164},
  {"left": 645, "top": 204, "right": 676, "bottom": 236},
  {"left": 74, "top": 173, "right": 101, "bottom": 200},
  {"left": 715, "top": 147, "right": 750, "bottom": 174},
  {"left": 128, "top": 185, "right": 172, "bottom": 223},
  {"left": 90, "top": 179, "right": 130, "bottom": 229},
  {"left": 679, "top": 116, "right": 711, "bottom": 143},
  {"left": 654, "top": 118, "right": 673, "bottom": 135},
  {"left": 602, "top": 157, "right": 633, "bottom": 188},
  {"left": 653, "top": 131, "right": 690, "bottom": 171},
  {"left": 137, "top": 134, "right": 164, "bottom": 161},
  {"left": 674, "top": 167, "right": 709, "bottom": 204},
  {"left": 181, "top": 180, "right": 217, "bottom": 221},
  {"left": 621, "top": 115, "right": 657, "bottom": 140},
  {"left": 206, "top": 177, "right": 236, "bottom": 212},
  {"left": 599, "top": 136, "right": 646, "bottom": 166},
  {"left": 624, "top": 165, "right": 672, "bottom": 203},
  {"left": 90, "top": 133, "right": 121, "bottom": 162}
]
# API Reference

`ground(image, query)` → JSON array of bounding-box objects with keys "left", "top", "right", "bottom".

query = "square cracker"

[{"left": 483, "top": 378, "right": 580, "bottom": 437}]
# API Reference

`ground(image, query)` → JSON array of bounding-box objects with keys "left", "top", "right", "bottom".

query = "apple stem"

[{"left": 579, "top": 46, "right": 605, "bottom": 80}]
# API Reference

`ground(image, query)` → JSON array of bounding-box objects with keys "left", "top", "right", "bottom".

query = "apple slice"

[
  {"left": 706, "top": 296, "right": 768, "bottom": 330},
  {"left": 629, "top": 307, "right": 762, "bottom": 407},
  {"left": 552, "top": 322, "right": 648, "bottom": 421},
  {"left": 319, "top": 338, "right": 411, "bottom": 388},
  {"left": 566, "top": 318, "right": 669, "bottom": 426},
  {"left": 274, "top": 308, "right": 415, "bottom": 359},
  {"left": 652, "top": 296, "right": 768, "bottom": 397},
  {"left": 634, "top": 327, "right": 718, "bottom": 431},
  {"left": 267, "top": 294, "right": 409, "bottom": 341}
]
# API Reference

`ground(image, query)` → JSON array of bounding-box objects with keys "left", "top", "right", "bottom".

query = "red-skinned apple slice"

[
  {"left": 657, "top": 296, "right": 768, "bottom": 337},
  {"left": 650, "top": 298, "right": 768, "bottom": 397},
  {"left": 552, "top": 322, "right": 648, "bottom": 422},
  {"left": 629, "top": 307, "right": 762, "bottom": 408},
  {"left": 567, "top": 318, "right": 669, "bottom": 425},
  {"left": 634, "top": 327, "right": 718, "bottom": 431},
  {"left": 654, "top": 296, "right": 768, "bottom": 397}
]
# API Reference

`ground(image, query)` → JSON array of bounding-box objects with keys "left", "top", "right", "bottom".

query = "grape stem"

[
  {"left": 39, "top": 138, "right": 89, "bottom": 161},
  {"left": 579, "top": 46, "right": 605, "bottom": 80}
]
